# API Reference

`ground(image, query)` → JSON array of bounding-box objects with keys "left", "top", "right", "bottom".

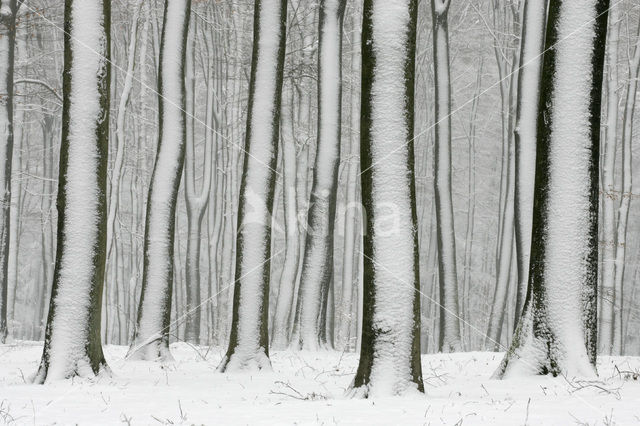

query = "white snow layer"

[
  {"left": 223, "top": 0, "right": 283, "bottom": 370},
  {"left": 543, "top": 0, "right": 599, "bottom": 377},
  {"left": 3, "top": 343, "right": 640, "bottom": 424},
  {"left": 365, "top": 0, "right": 419, "bottom": 396},
  {"left": 46, "top": 0, "right": 108, "bottom": 379},
  {"left": 133, "top": 0, "right": 187, "bottom": 358}
]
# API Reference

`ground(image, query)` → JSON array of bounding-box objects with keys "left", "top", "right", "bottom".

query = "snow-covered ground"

[{"left": 0, "top": 342, "right": 638, "bottom": 425}]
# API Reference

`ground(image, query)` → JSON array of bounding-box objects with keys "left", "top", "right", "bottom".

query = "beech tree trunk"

[
  {"left": 294, "top": 0, "right": 347, "bottom": 351},
  {"left": 217, "top": 0, "right": 287, "bottom": 372},
  {"left": 496, "top": 0, "right": 609, "bottom": 379},
  {"left": 128, "top": 0, "right": 191, "bottom": 361},
  {"left": 0, "top": 0, "right": 18, "bottom": 343},
  {"left": 35, "top": 0, "right": 110, "bottom": 382},
  {"left": 351, "top": 0, "right": 423, "bottom": 397},
  {"left": 513, "top": 0, "right": 546, "bottom": 326},
  {"left": 599, "top": 2, "right": 619, "bottom": 355},
  {"left": 431, "top": 0, "right": 462, "bottom": 353}
]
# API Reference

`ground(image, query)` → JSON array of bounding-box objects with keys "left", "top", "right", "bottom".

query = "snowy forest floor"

[{"left": 0, "top": 343, "right": 639, "bottom": 425}]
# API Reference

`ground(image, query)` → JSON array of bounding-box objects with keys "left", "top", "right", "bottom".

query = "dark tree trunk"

[
  {"left": 351, "top": 0, "right": 423, "bottom": 397},
  {"left": 35, "top": 0, "right": 111, "bottom": 382},
  {"left": 217, "top": 0, "right": 288, "bottom": 372},
  {"left": 495, "top": 0, "right": 609, "bottom": 379},
  {"left": 128, "top": 0, "right": 191, "bottom": 361}
]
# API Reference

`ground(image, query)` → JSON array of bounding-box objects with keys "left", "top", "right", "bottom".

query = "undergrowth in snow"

[{"left": 0, "top": 342, "right": 639, "bottom": 424}]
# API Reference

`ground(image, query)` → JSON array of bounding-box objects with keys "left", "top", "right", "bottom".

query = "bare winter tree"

[
  {"left": 351, "top": 0, "right": 423, "bottom": 397},
  {"left": 513, "top": 0, "right": 547, "bottom": 324},
  {"left": 600, "top": 1, "right": 620, "bottom": 355},
  {"left": 183, "top": 22, "right": 216, "bottom": 345},
  {"left": 431, "top": 0, "right": 462, "bottom": 353},
  {"left": 0, "top": 0, "right": 20, "bottom": 343},
  {"left": 128, "top": 0, "right": 191, "bottom": 361},
  {"left": 34, "top": 0, "right": 110, "bottom": 382},
  {"left": 217, "top": 0, "right": 288, "bottom": 372},
  {"left": 294, "top": 0, "right": 347, "bottom": 351},
  {"left": 613, "top": 12, "right": 640, "bottom": 355},
  {"left": 495, "top": 0, "right": 609, "bottom": 378}
]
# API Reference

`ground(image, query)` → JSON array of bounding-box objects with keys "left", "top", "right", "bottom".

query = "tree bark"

[
  {"left": 35, "top": 0, "right": 111, "bottom": 382},
  {"left": 217, "top": 0, "right": 287, "bottom": 372},
  {"left": 294, "top": 0, "right": 347, "bottom": 351},
  {"left": 351, "top": 0, "right": 423, "bottom": 397},
  {"left": 495, "top": 0, "right": 609, "bottom": 379},
  {"left": 128, "top": 0, "right": 191, "bottom": 361},
  {"left": 513, "top": 0, "right": 546, "bottom": 326}
]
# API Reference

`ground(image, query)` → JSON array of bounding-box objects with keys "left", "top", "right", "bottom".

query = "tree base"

[
  {"left": 32, "top": 357, "right": 110, "bottom": 384},
  {"left": 216, "top": 347, "right": 272, "bottom": 373},
  {"left": 126, "top": 338, "right": 174, "bottom": 362},
  {"left": 494, "top": 307, "right": 597, "bottom": 379}
]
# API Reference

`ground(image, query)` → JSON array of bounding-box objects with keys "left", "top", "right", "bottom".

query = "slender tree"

[
  {"left": 599, "top": 2, "right": 620, "bottom": 355},
  {"left": 0, "top": 0, "right": 20, "bottom": 343},
  {"left": 431, "top": 0, "right": 462, "bottom": 352},
  {"left": 513, "top": 0, "right": 547, "bottom": 324},
  {"left": 351, "top": 0, "right": 423, "bottom": 397},
  {"left": 484, "top": 0, "right": 520, "bottom": 350},
  {"left": 128, "top": 0, "right": 191, "bottom": 361},
  {"left": 495, "top": 0, "right": 609, "bottom": 378},
  {"left": 613, "top": 14, "right": 640, "bottom": 354},
  {"left": 183, "top": 25, "right": 216, "bottom": 345},
  {"left": 336, "top": 6, "right": 362, "bottom": 351},
  {"left": 294, "top": 0, "right": 347, "bottom": 351},
  {"left": 34, "top": 0, "right": 111, "bottom": 382},
  {"left": 270, "top": 81, "right": 300, "bottom": 349},
  {"left": 217, "top": 0, "right": 287, "bottom": 372}
]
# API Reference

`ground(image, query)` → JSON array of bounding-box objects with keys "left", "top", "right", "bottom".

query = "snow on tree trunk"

[
  {"left": 431, "top": 0, "right": 461, "bottom": 353},
  {"left": 294, "top": 0, "right": 346, "bottom": 351},
  {"left": 337, "top": 8, "right": 361, "bottom": 351},
  {"left": 34, "top": 0, "right": 110, "bottom": 382},
  {"left": 495, "top": 0, "right": 609, "bottom": 379},
  {"left": 613, "top": 18, "right": 640, "bottom": 354},
  {"left": 0, "top": 0, "right": 17, "bottom": 343},
  {"left": 217, "top": 0, "right": 287, "bottom": 372},
  {"left": 350, "top": 0, "right": 423, "bottom": 397},
  {"left": 599, "top": 3, "right": 619, "bottom": 356},
  {"left": 128, "top": 0, "right": 191, "bottom": 361},
  {"left": 513, "top": 0, "right": 546, "bottom": 324},
  {"left": 270, "top": 84, "right": 300, "bottom": 350}
]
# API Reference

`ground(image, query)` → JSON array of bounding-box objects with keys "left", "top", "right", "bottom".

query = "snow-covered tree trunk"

[
  {"left": 34, "top": 0, "right": 110, "bottom": 382},
  {"left": 599, "top": 3, "right": 619, "bottom": 355},
  {"left": 270, "top": 83, "right": 299, "bottom": 349},
  {"left": 495, "top": 0, "right": 609, "bottom": 379},
  {"left": 431, "top": 0, "right": 461, "bottom": 353},
  {"left": 351, "top": 0, "right": 423, "bottom": 397},
  {"left": 0, "top": 0, "right": 18, "bottom": 343},
  {"left": 513, "top": 0, "right": 546, "bottom": 326},
  {"left": 337, "top": 8, "right": 361, "bottom": 351},
  {"left": 128, "top": 0, "right": 191, "bottom": 361},
  {"left": 294, "top": 0, "right": 346, "bottom": 351},
  {"left": 613, "top": 18, "right": 640, "bottom": 354},
  {"left": 217, "top": 0, "right": 287, "bottom": 372}
]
